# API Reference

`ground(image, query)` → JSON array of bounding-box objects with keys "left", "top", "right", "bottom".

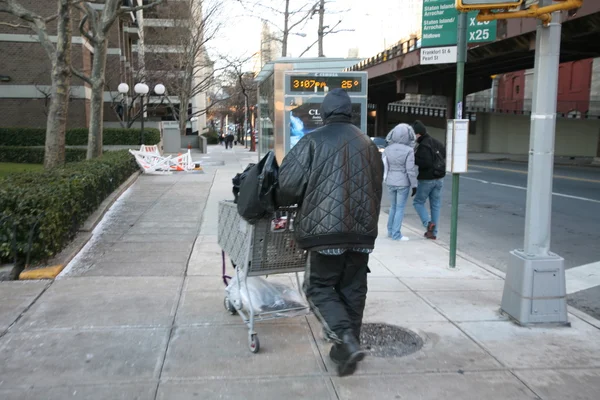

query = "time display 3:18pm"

[{"left": 289, "top": 76, "right": 363, "bottom": 92}]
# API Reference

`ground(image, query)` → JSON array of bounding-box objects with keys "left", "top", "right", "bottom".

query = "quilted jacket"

[{"left": 276, "top": 89, "right": 384, "bottom": 251}]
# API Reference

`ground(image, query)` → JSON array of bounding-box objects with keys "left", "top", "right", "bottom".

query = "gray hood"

[{"left": 387, "top": 123, "right": 415, "bottom": 146}]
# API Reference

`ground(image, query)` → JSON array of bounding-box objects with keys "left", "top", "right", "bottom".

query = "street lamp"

[
  {"left": 119, "top": 82, "right": 165, "bottom": 145},
  {"left": 118, "top": 83, "right": 130, "bottom": 125}
]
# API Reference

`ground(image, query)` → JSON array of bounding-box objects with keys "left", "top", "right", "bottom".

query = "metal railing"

[
  {"left": 346, "top": 37, "right": 421, "bottom": 71},
  {"left": 366, "top": 98, "right": 600, "bottom": 120},
  {"left": 466, "top": 99, "right": 600, "bottom": 119}
]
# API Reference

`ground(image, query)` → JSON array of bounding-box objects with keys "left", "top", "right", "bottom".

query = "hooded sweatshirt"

[{"left": 383, "top": 123, "right": 418, "bottom": 189}]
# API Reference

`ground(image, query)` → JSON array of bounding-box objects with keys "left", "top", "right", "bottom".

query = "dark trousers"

[{"left": 304, "top": 251, "right": 369, "bottom": 342}]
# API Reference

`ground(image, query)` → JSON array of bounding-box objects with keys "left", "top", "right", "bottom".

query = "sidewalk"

[{"left": 1, "top": 144, "right": 599, "bottom": 399}]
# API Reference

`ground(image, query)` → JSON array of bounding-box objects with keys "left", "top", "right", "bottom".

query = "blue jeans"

[
  {"left": 413, "top": 179, "right": 443, "bottom": 236},
  {"left": 387, "top": 186, "right": 410, "bottom": 240}
]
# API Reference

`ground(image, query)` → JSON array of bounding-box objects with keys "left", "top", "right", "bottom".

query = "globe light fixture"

[
  {"left": 118, "top": 83, "right": 129, "bottom": 94},
  {"left": 134, "top": 82, "right": 149, "bottom": 95},
  {"left": 154, "top": 83, "right": 166, "bottom": 95}
]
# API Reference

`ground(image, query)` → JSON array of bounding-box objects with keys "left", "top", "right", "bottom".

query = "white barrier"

[{"left": 129, "top": 146, "right": 202, "bottom": 175}]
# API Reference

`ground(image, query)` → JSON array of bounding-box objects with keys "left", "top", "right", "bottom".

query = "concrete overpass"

[{"left": 346, "top": 2, "right": 600, "bottom": 137}]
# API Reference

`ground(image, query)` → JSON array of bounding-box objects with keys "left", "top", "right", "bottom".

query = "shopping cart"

[{"left": 218, "top": 200, "right": 309, "bottom": 353}]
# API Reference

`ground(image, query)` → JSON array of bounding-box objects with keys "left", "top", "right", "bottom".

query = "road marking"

[
  {"left": 461, "top": 176, "right": 600, "bottom": 204},
  {"left": 470, "top": 165, "right": 600, "bottom": 184},
  {"left": 567, "top": 261, "right": 600, "bottom": 294}
]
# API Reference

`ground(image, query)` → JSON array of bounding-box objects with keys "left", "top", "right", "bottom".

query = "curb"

[
  {"left": 401, "top": 220, "right": 600, "bottom": 329},
  {"left": 81, "top": 171, "right": 141, "bottom": 232},
  {"left": 470, "top": 157, "right": 600, "bottom": 169},
  {"left": 18, "top": 172, "right": 141, "bottom": 280}
]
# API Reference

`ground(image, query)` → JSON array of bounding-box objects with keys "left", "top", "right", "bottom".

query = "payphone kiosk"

[{"left": 256, "top": 59, "right": 367, "bottom": 163}]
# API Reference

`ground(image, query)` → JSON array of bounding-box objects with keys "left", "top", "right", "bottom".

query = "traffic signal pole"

[{"left": 500, "top": 3, "right": 569, "bottom": 325}]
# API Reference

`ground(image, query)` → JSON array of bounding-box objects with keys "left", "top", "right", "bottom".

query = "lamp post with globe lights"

[{"left": 118, "top": 82, "right": 165, "bottom": 145}]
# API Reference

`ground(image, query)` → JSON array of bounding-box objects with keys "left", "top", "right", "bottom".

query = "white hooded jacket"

[{"left": 382, "top": 123, "right": 418, "bottom": 188}]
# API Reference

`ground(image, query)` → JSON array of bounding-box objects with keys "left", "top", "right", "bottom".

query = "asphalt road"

[{"left": 381, "top": 160, "right": 600, "bottom": 320}]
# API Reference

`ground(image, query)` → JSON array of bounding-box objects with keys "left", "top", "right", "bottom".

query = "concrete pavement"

[{"left": 1, "top": 144, "right": 600, "bottom": 399}]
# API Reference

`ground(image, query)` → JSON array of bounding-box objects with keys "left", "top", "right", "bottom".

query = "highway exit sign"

[{"left": 422, "top": 0, "right": 497, "bottom": 48}]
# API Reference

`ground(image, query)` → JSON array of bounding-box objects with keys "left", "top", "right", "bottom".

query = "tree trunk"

[
  {"left": 44, "top": 0, "right": 72, "bottom": 169},
  {"left": 179, "top": 94, "right": 189, "bottom": 137},
  {"left": 317, "top": 0, "right": 325, "bottom": 57},
  {"left": 87, "top": 38, "right": 109, "bottom": 159},
  {"left": 281, "top": 0, "right": 290, "bottom": 57}
]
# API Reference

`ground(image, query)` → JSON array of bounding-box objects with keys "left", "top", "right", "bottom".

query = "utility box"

[
  {"left": 501, "top": 250, "right": 569, "bottom": 325},
  {"left": 162, "top": 122, "right": 181, "bottom": 153}
]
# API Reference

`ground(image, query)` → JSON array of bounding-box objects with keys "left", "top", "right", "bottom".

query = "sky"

[{"left": 205, "top": 0, "right": 423, "bottom": 70}]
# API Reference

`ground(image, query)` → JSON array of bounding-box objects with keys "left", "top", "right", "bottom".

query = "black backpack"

[{"left": 422, "top": 140, "right": 446, "bottom": 178}]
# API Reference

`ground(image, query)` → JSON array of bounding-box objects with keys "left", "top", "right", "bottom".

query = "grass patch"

[{"left": 0, "top": 162, "right": 43, "bottom": 177}]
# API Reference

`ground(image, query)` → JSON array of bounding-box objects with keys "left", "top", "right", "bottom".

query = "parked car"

[{"left": 371, "top": 137, "right": 387, "bottom": 153}]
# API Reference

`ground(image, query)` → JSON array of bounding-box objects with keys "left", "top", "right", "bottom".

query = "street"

[{"left": 382, "top": 160, "right": 600, "bottom": 320}]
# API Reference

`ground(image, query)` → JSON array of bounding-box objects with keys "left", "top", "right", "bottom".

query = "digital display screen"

[{"left": 289, "top": 76, "right": 363, "bottom": 92}]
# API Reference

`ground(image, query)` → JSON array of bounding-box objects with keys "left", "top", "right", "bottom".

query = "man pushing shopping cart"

[{"left": 276, "top": 89, "right": 384, "bottom": 377}]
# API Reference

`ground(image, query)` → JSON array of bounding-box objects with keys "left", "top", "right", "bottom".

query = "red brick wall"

[{"left": 0, "top": 99, "right": 88, "bottom": 128}]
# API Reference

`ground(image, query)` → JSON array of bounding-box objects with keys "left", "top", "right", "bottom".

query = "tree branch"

[
  {"left": 298, "top": 20, "right": 344, "bottom": 57},
  {"left": 0, "top": 21, "right": 27, "bottom": 28},
  {"left": 71, "top": 66, "right": 93, "bottom": 85}
]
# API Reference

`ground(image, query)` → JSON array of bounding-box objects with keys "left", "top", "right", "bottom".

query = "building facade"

[
  {"left": 0, "top": 0, "right": 211, "bottom": 134},
  {"left": 0, "top": 0, "right": 141, "bottom": 128}
]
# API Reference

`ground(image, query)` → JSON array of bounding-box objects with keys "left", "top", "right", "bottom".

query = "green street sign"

[{"left": 422, "top": 0, "right": 497, "bottom": 47}]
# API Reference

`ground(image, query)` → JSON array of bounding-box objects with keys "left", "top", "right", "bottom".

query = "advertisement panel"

[{"left": 289, "top": 101, "right": 362, "bottom": 148}]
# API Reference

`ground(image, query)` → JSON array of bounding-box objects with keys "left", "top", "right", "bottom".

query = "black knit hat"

[{"left": 412, "top": 120, "right": 427, "bottom": 136}]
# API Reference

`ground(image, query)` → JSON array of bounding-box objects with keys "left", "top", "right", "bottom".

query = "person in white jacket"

[{"left": 382, "top": 123, "right": 418, "bottom": 241}]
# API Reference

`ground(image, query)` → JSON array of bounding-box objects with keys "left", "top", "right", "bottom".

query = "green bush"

[
  {"left": 0, "top": 127, "right": 161, "bottom": 146},
  {"left": 202, "top": 127, "right": 220, "bottom": 145},
  {"left": 0, "top": 146, "right": 87, "bottom": 164},
  {"left": 0, "top": 150, "right": 138, "bottom": 266}
]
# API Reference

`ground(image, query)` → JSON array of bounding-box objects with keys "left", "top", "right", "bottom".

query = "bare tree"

[
  {"left": 238, "top": 0, "right": 317, "bottom": 57},
  {"left": 71, "top": 0, "right": 163, "bottom": 159},
  {"left": 35, "top": 84, "right": 75, "bottom": 116},
  {"left": 147, "top": 0, "right": 230, "bottom": 136},
  {"left": 0, "top": 0, "right": 72, "bottom": 169}
]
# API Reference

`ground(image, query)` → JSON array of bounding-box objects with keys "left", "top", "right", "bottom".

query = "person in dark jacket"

[
  {"left": 225, "top": 132, "right": 234, "bottom": 149},
  {"left": 412, "top": 120, "right": 446, "bottom": 239},
  {"left": 277, "top": 89, "right": 384, "bottom": 377}
]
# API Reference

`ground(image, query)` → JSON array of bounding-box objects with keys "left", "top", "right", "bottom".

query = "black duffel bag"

[
  {"left": 232, "top": 163, "right": 256, "bottom": 204},
  {"left": 237, "top": 151, "right": 279, "bottom": 224}
]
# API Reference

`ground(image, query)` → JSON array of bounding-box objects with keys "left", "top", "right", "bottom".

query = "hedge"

[
  {"left": 202, "top": 127, "right": 219, "bottom": 145},
  {"left": 0, "top": 127, "right": 161, "bottom": 146},
  {"left": 0, "top": 146, "right": 87, "bottom": 164},
  {"left": 0, "top": 150, "right": 138, "bottom": 266}
]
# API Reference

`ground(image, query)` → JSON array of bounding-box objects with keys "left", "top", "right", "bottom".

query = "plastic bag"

[
  {"left": 237, "top": 151, "right": 279, "bottom": 223},
  {"left": 226, "top": 275, "right": 308, "bottom": 317}
]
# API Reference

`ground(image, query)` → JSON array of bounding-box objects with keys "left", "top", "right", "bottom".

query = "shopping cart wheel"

[
  {"left": 224, "top": 297, "right": 237, "bottom": 315},
  {"left": 249, "top": 334, "right": 260, "bottom": 353}
]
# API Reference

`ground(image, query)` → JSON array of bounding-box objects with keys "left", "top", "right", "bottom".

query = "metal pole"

[
  {"left": 449, "top": 11, "right": 468, "bottom": 268},
  {"left": 501, "top": 6, "right": 568, "bottom": 325},
  {"left": 524, "top": 12, "right": 561, "bottom": 257},
  {"left": 140, "top": 94, "right": 145, "bottom": 146}
]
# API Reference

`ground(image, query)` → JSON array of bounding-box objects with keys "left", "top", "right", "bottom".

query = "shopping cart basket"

[{"left": 218, "top": 200, "right": 309, "bottom": 353}]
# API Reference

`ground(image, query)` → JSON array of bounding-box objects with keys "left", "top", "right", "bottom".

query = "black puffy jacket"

[
  {"left": 276, "top": 89, "right": 384, "bottom": 251},
  {"left": 415, "top": 133, "right": 446, "bottom": 180}
]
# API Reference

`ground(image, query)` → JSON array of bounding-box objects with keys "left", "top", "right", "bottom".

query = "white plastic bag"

[{"left": 226, "top": 275, "right": 308, "bottom": 317}]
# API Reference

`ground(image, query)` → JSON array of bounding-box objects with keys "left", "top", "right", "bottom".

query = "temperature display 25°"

[{"left": 289, "top": 76, "right": 363, "bottom": 92}]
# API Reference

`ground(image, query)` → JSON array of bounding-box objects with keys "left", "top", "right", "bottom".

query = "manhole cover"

[{"left": 360, "top": 323, "right": 423, "bottom": 358}]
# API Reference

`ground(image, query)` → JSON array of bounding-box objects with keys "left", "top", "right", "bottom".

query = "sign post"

[{"left": 422, "top": 1, "right": 486, "bottom": 268}]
